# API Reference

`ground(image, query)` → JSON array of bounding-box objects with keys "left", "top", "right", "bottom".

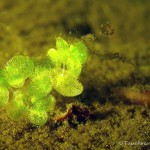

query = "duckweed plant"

[{"left": 0, "top": 37, "right": 88, "bottom": 126}]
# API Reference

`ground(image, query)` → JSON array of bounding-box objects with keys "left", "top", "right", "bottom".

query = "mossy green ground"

[{"left": 0, "top": 0, "right": 149, "bottom": 150}]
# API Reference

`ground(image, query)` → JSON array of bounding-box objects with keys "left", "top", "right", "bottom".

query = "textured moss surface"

[{"left": 0, "top": 0, "right": 150, "bottom": 150}]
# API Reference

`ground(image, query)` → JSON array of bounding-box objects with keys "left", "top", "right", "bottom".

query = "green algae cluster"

[
  {"left": 0, "top": 0, "right": 150, "bottom": 149},
  {"left": 0, "top": 37, "right": 88, "bottom": 125}
]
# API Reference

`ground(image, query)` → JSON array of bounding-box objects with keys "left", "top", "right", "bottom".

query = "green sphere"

[
  {"left": 28, "top": 68, "right": 52, "bottom": 103},
  {"left": 32, "top": 95, "right": 56, "bottom": 112},
  {"left": 29, "top": 109, "right": 48, "bottom": 126},
  {"left": 51, "top": 70, "right": 83, "bottom": 97},
  {"left": 5, "top": 55, "right": 34, "bottom": 88}
]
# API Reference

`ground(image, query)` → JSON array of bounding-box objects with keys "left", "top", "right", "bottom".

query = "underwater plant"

[{"left": 0, "top": 37, "right": 88, "bottom": 126}]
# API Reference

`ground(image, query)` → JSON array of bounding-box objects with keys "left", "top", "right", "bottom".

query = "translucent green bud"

[
  {"left": 5, "top": 55, "right": 34, "bottom": 88},
  {"left": 48, "top": 38, "right": 70, "bottom": 64},
  {"left": 29, "top": 109, "right": 48, "bottom": 126},
  {"left": 70, "top": 42, "right": 88, "bottom": 64},
  {"left": 47, "top": 37, "right": 87, "bottom": 97},
  {"left": 56, "top": 37, "right": 69, "bottom": 51},
  {"left": 32, "top": 95, "right": 56, "bottom": 113},
  {"left": 51, "top": 70, "right": 83, "bottom": 97},
  {"left": 48, "top": 38, "right": 87, "bottom": 76},
  {"left": 0, "top": 87, "right": 9, "bottom": 107},
  {"left": 8, "top": 90, "right": 28, "bottom": 120},
  {"left": 47, "top": 48, "right": 62, "bottom": 67},
  {"left": 28, "top": 67, "right": 52, "bottom": 103}
]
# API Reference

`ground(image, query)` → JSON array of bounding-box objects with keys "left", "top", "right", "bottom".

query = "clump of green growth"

[
  {"left": 0, "top": 37, "right": 88, "bottom": 126},
  {"left": 5, "top": 55, "right": 34, "bottom": 88},
  {"left": 48, "top": 37, "right": 88, "bottom": 96}
]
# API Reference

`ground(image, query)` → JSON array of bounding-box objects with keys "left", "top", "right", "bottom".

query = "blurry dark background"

[
  {"left": 0, "top": 1, "right": 150, "bottom": 150},
  {"left": 0, "top": 0, "right": 149, "bottom": 65}
]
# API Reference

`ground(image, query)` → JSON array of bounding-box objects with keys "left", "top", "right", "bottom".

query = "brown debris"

[
  {"left": 53, "top": 104, "right": 91, "bottom": 123},
  {"left": 99, "top": 22, "right": 115, "bottom": 36},
  {"left": 113, "top": 87, "right": 150, "bottom": 107}
]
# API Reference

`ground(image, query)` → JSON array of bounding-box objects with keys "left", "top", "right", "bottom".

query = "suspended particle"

[{"left": 99, "top": 22, "right": 114, "bottom": 36}]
